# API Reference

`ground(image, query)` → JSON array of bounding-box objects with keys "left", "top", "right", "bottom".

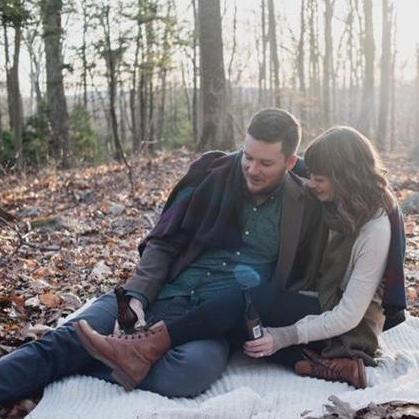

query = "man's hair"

[{"left": 247, "top": 108, "right": 301, "bottom": 157}]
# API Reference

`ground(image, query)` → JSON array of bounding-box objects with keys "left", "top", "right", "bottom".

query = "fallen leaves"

[
  {"left": 0, "top": 150, "right": 418, "bottom": 350},
  {"left": 0, "top": 150, "right": 195, "bottom": 348},
  {"left": 39, "top": 292, "right": 61, "bottom": 308}
]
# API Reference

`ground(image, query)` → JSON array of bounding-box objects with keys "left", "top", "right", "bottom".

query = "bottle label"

[{"left": 252, "top": 325, "right": 262, "bottom": 339}]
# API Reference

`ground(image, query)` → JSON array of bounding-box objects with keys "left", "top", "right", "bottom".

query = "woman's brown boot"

[
  {"left": 75, "top": 319, "right": 171, "bottom": 390},
  {"left": 294, "top": 349, "right": 367, "bottom": 389}
]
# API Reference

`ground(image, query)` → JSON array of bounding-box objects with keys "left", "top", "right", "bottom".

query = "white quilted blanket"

[{"left": 28, "top": 314, "right": 419, "bottom": 419}]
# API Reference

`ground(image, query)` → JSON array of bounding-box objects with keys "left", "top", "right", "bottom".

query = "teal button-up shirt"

[{"left": 158, "top": 186, "right": 283, "bottom": 301}]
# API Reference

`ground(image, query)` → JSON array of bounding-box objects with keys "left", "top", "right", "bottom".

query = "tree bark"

[
  {"left": 191, "top": 0, "right": 199, "bottom": 145},
  {"left": 416, "top": 46, "right": 419, "bottom": 145},
  {"left": 359, "top": 0, "right": 375, "bottom": 137},
  {"left": 267, "top": 0, "right": 280, "bottom": 107},
  {"left": 389, "top": 16, "right": 397, "bottom": 151},
  {"left": 100, "top": 5, "right": 124, "bottom": 162},
  {"left": 377, "top": 0, "right": 392, "bottom": 150},
  {"left": 10, "top": 23, "right": 24, "bottom": 169},
  {"left": 308, "top": 0, "right": 321, "bottom": 128},
  {"left": 323, "top": 0, "right": 334, "bottom": 127},
  {"left": 3, "top": 19, "right": 24, "bottom": 170},
  {"left": 24, "top": 28, "right": 43, "bottom": 114},
  {"left": 197, "top": 0, "right": 234, "bottom": 150},
  {"left": 258, "top": 0, "right": 267, "bottom": 106},
  {"left": 41, "top": 0, "right": 71, "bottom": 168},
  {"left": 81, "top": 2, "right": 89, "bottom": 110}
]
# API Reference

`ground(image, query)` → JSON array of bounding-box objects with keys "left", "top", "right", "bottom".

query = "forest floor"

[{"left": 0, "top": 149, "right": 419, "bottom": 353}]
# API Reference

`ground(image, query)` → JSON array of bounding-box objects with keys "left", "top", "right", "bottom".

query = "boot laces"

[
  {"left": 109, "top": 324, "right": 154, "bottom": 339},
  {"left": 311, "top": 359, "right": 346, "bottom": 381}
]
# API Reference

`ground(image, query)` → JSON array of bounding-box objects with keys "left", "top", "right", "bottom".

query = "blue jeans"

[{"left": 0, "top": 293, "right": 229, "bottom": 404}]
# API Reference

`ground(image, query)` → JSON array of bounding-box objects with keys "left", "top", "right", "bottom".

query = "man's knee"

[{"left": 140, "top": 338, "right": 230, "bottom": 397}]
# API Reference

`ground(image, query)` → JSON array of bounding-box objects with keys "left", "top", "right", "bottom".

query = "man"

[{"left": 0, "top": 108, "right": 321, "bottom": 405}]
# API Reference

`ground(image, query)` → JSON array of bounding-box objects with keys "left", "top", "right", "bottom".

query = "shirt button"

[
  {"left": 206, "top": 271, "right": 211, "bottom": 276},
  {"left": 191, "top": 290, "right": 195, "bottom": 296},
  {"left": 222, "top": 262, "right": 227, "bottom": 267},
  {"left": 253, "top": 207, "right": 257, "bottom": 212},
  {"left": 236, "top": 251, "right": 241, "bottom": 256},
  {"left": 245, "top": 230, "right": 250, "bottom": 235}
]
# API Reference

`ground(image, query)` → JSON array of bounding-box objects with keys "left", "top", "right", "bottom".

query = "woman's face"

[{"left": 308, "top": 174, "right": 334, "bottom": 201}]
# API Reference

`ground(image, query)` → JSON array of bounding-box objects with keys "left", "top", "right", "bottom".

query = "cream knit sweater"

[{"left": 268, "top": 212, "right": 391, "bottom": 350}]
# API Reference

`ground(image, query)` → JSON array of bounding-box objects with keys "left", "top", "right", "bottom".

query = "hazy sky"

[{"left": 15, "top": 0, "right": 419, "bottom": 96}]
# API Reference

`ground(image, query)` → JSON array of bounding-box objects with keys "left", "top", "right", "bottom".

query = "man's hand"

[{"left": 113, "top": 298, "right": 146, "bottom": 334}]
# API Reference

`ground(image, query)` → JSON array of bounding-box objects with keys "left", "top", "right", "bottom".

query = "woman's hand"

[
  {"left": 243, "top": 329, "right": 278, "bottom": 358},
  {"left": 243, "top": 325, "right": 299, "bottom": 358}
]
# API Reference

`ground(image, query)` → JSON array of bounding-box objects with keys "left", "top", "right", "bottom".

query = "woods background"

[
  {"left": 1, "top": 1, "right": 419, "bottom": 377},
  {"left": 1, "top": 0, "right": 419, "bottom": 172}
]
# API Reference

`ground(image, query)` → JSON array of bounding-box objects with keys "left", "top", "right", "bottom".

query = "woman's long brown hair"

[{"left": 305, "top": 126, "right": 395, "bottom": 235}]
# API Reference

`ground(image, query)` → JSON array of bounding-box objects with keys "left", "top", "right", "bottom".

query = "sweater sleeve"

[{"left": 295, "top": 214, "right": 391, "bottom": 345}]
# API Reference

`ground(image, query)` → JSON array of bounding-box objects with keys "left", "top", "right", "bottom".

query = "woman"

[
  {"left": 243, "top": 126, "right": 402, "bottom": 387},
  {"left": 76, "top": 126, "right": 404, "bottom": 390}
]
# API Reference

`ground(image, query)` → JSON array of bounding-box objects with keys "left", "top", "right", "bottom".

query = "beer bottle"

[
  {"left": 243, "top": 287, "right": 263, "bottom": 340},
  {"left": 115, "top": 286, "right": 138, "bottom": 334}
]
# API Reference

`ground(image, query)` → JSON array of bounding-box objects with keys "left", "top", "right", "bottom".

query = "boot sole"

[{"left": 74, "top": 322, "right": 137, "bottom": 391}]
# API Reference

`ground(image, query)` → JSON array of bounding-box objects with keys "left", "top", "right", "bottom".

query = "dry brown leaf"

[
  {"left": 39, "top": 292, "right": 61, "bottom": 308},
  {"left": 25, "top": 295, "right": 40, "bottom": 308},
  {"left": 21, "top": 323, "right": 53, "bottom": 340},
  {"left": 33, "top": 266, "right": 56, "bottom": 279},
  {"left": 405, "top": 221, "right": 416, "bottom": 236},
  {"left": 24, "top": 259, "right": 39, "bottom": 270}
]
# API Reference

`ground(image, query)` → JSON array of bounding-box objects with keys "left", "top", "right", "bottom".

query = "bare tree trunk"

[
  {"left": 0, "top": 98, "right": 3, "bottom": 133},
  {"left": 323, "top": 0, "right": 334, "bottom": 127},
  {"left": 346, "top": 0, "right": 356, "bottom": 123},
  {"left": 267, "top": 0, "right": 280, "bottom": 107},
  {"left": 145, "top": 13, "right": 155, "bottom": 154},
  {"left": 359, "top": 0, "right": 375, "bottom": 137},
  {"left": 100, "top": 5, "right": 124, "bottom": 162},
  {"left": 139, "top": 65, "right": 146, "bottom": 148},
  {"left": 3, "top": 24, "right": 13, "bottom": 128},
  {"left": 377, "top": 0, "right": 392, "bottom": 150},
  {"left": 155, "top": 1, "right": 173, "bottom": 147},
  {"left": 389, "top": 16, "right": 397, "bottom": 152},
  {"left": 192, "top": 0, "right": 199, "bottom": 145},
  {"left": 4, "top": 20, "right": 24, "bottom": 170},
  {"left": 297, "top": 0, "right": 307, "bottom": 128},
  {"left": 81, "top": 2, "right": 89, "bottom": 110},
  {"left": 148, "top": 76, "right": 154, "bottom": 153},
  {"left": 308, "top": 0, "right": 321, "bottom": 128},
  {"left": 41, "top": 0, "right": 71, "bottom": 168},
  {"left": 130, "top": 26, "right": 140, "bottom": 153},
  {"left": 416, "top": 45, "right": 419, "bottom": 145},
  {"left": 181, "top": 63, "right": 191, "bottom": 121},
  {"left": 11, "top": 24, "right": 23, "bottom": 169},
  {"left": 23, "top": 25, "right": 43, "bottom": 114},
  {"left": 197, "top": 0, "right": 234, "bottom": 150},
  {"left": 227, "top": 2, "right": 237, "bottom": 84},
  {"left": 118, "top": 85, "right": 126, "bottom": 146},
  {"left": 258, "top": 0, "right": 267, "bottom": 105}
]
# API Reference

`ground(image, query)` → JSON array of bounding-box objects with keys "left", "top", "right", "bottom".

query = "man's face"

[{"left": 241, "top": 134, "right": 297, "bottom": 199}]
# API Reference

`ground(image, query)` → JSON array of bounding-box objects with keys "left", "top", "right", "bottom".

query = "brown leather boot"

[
  {"left": 75, "top": 320, "right": 171, "bottom": 391},
  {"left": 294, "top": 349, "right": 367, "bottom": 389}
]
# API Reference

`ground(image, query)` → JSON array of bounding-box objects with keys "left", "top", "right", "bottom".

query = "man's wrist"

[{"left": 124, "top": 290, "right": 149, "bottom": 310}]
